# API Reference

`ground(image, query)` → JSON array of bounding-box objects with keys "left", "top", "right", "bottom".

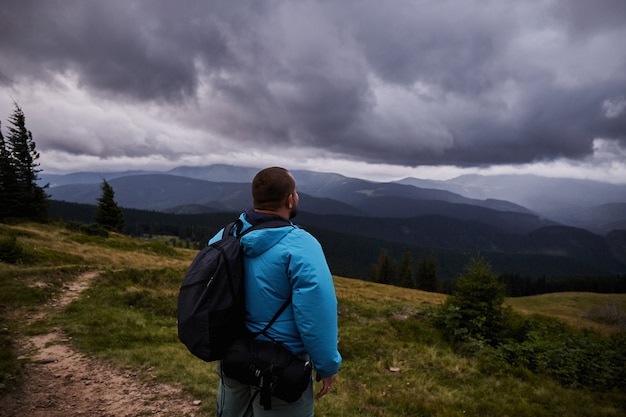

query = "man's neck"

[{"left": 254, "top": 208, "right": 290, "bottom": 220}]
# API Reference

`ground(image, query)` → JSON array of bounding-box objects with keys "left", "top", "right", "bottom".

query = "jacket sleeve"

[{"left": 287, "top": 230, "right": 342, "bottom": 378}]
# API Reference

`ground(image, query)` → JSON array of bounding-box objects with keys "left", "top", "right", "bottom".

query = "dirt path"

[{"left": 0, "top": 271, "right": 205, "bottom": 417}]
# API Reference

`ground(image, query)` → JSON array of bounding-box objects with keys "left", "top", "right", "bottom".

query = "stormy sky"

[{"left": 1, "top": 0, "right": 625, "bottom": 182}]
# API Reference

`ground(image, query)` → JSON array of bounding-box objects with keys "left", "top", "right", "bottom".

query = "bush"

[
  {"left": 0, "top": 235, "right": 23, "bottom": 263},
  {"left": 494, "top": 315, "right": 626, "bottom": 390},
  {"left": 432, "top": 256, "right": 507, "bottom": 345},
  {"left": 65, "top": 221, "right": 109, "bottom": 237},
  {"left": 430, "top": 257, "right": 626, "bottom": 391}
]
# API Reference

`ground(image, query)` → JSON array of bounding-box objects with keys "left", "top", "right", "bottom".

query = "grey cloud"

[
  {"left": 345, "top": 1, "right": 506, "bottom": 93},
  {"left": 1, "top": 0, "right": 625, "bottom": 168},
  {"left": 1, "top": 0, "right": 233, "bottom": 102},
  {"left": 557, "top": 0, "right": 626, "bottom": 33}
]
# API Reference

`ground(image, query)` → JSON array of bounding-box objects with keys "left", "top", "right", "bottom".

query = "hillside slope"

[{"left": 1, "top": 222, "right": 625, "bottom": 417}]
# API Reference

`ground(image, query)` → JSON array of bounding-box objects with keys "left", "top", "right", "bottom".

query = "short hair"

[{"left": 252, "top": 167, "right": 295, "bottom": 210}]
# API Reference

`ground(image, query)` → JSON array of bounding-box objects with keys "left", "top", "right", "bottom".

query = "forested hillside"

[{"left": 48, "top": 200, "right": 626, "bottom": 296}]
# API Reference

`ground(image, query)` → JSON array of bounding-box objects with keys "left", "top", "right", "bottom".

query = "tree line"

[
  {"left": 369, "top": 246, "right": 626, "bottom": 296},
  {"left": 369, "top": 247, "right": 441, "bottom": 292},
  {"left": 46, "top": 198, "right": 626, "bottom": 296}
]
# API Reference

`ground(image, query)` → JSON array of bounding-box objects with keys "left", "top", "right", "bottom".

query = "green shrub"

[
  {"left": 65, "top": 221, "right": 109, "bottom": 237},
  {"left": 429, "top": 256, "right": 626, "bottom": 392},
  {"left": 494, "top": 315, "right": 626, "bottom": 391},
  {"left": 432, "top": 256, "right": 507, "bottom": 346},
  {"left": 142, "top": 241, "right": 178, "bottom": 257},
  {"left": 0, "top": 235, "right": 23, "bottom": 263}
]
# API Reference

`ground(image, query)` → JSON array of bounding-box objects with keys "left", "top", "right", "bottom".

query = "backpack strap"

[
  {"left": 240, "top": 218, "right": 294, "bottom": 237},
  {"left": 253, "top": 295, "right": 292, "bottom": 411},
  {"left": 223, "top": 217, "right": 293, "bottom": 238},
  {"left": 253, "top": 295, "right": 292, "bottom": 342},
  {"left": 227, "top": 216, "right": 295, "bottom": 341}
]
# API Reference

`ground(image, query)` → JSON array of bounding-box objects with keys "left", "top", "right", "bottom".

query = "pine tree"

[
  {"left": 1, "top": 104, "right": 48, "bottom": 220},
  {"left": 0, "top": 122, "right": 16, "bottom": 218},
  {"left": 371, "top": 249, "right": 396, "bottom": 285},
  {"left": 399, "top": 247, "right": 415, "bottom": 288},
  {"left": 444, "top": 256, "right": 506, "bottom": 344},
  {"left": 95, "top": 180, "right": 125, "bottom": 232},
  {"left": 416, "top": 251, "right": 440, "bottom": 292}
]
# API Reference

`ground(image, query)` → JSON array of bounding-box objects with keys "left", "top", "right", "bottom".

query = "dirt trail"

[{"left": 0, "top": 271, "right": 205, "bottom": 417}]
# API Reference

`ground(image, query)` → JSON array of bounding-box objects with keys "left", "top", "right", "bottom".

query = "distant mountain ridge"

[
  {"left": 41, "top": 164, "right": 626, "bottom": 232},
  {"left": 44, "top": 170, "right": 553, "bottom": 233},
  {"left": 397, "top": 174, "right": 626, "bottom": 233},
  {"left": 41, "top": 164, "right": 626, "bottom": 276}
]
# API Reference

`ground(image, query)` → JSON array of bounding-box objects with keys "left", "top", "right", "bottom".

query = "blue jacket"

[{"left": 209, "top": 210, "right": 342, "bottom": 377}]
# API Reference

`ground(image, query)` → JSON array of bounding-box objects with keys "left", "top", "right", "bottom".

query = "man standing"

[{"left": 212, "top": 167, "right": 341, "bottom": 417}]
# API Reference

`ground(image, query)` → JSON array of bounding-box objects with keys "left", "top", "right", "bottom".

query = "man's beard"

[{"left": 289, "top": 206, "right": 298, "bottom": 219}]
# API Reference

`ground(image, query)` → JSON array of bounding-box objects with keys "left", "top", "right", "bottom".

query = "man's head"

[{"left": 252, "top": 167, "right": 299, "bottom": 219}]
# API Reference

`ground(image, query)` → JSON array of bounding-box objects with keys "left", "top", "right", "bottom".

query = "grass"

[
  {"left": 2, "top": 221, "right": 626, "bottom": 416},
  {"left": 507, "top": 292, "right": 626, "bottom": 334}
]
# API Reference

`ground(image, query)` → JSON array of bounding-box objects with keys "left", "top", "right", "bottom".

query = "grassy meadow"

[{"left": 1, "top": 222, "right": 625, "bottom": 416}]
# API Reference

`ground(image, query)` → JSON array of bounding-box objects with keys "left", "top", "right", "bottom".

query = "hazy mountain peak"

[{"left": 167, "top": 164, "right": 260, "bottom": 183}]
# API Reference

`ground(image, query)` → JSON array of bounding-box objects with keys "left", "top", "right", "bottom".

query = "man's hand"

[{"left": 315, "top": 373, "right": 335, "bottom": 399}]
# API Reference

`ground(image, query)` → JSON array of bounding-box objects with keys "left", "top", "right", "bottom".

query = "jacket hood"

[{"left": 238, "top": 210, "right": 295, "bottom": 258}]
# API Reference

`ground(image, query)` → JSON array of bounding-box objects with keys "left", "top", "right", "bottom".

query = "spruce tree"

[
  {"left": 443, "top": 256, "right": 506, "bottom": 344},
  {"left": 0, "top": 123, "right": 15, "bottom": 218},
  {"left": 95, "top": 180, "right": 125, "bottom": 232},
  {"left": 1, "top": 104, "right": 48, "bottom": 220},
  {"left": 371, "top": 249, "right": 396, "bottom": 285},
  {"left": 416, "top": 251, "right": 440, "bottom": 292},
  {"left": 399, "top": 247, "right": 415, "bottom": 288}
]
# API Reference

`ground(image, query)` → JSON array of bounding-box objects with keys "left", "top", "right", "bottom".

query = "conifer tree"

[
  {"left": 444, "top": 256, "right": 506, "bottom": 344},
  {"left": 399, "top": 247, "right": 415, "bottom": 288},
  {"left": 95, "top": 180, "right": 125, "bottom": 232},
  {"left": 416, "top": 251, "right": 440, "bottom": 292},
  {"left": 0, "top": 123, "right": 15, "bottom": 218},
  {"left": 1, "top": 104, "right": 48, "bottom": 220},
  {"left": 371, "top": 249, "right": 396, "bottom": 285}
]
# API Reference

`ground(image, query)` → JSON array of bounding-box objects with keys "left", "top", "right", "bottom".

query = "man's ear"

[{"left": 287, "top": 193, "right": 294, "bottom": 209}]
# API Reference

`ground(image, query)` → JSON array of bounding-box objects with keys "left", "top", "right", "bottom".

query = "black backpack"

[{"left": 177, "top": 218, "right": 292, "bottom": 362}]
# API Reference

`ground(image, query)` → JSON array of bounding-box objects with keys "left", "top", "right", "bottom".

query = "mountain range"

[{"left": 40, "top": 164, "right": 626, "bottom": 278}]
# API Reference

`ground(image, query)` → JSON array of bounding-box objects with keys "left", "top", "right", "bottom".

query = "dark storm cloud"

[
  {"left": 1, "top": 0, "right": 625, "bottom": 167},
  {"left": 1, "top": 0, "right": 234, "bottom": 102},
  {"left": 557, "top": 0, "right": 626, "bottom": 33}
]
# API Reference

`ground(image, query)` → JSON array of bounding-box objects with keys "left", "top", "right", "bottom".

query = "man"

[{"left": 212, "top": 167, "right": 342, "bottom": 417}]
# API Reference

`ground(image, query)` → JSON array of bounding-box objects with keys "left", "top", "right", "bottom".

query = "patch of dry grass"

[
  {"left": 507, "top": 292, "right": 626, "bottom": 334},
  {"left": 9, "top": 222, "right": 195, "bottom": 270},
  {"left": 334, "top": 276, "right": 446, "bottom": 306}
]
